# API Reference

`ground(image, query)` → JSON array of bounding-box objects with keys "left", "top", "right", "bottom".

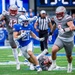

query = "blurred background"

[{"left": 0, "top": 0, "right": 75, "bottom": 46}]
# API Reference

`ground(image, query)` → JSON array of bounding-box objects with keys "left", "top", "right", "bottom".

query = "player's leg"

[
  {"left": 18, "top": 45, "right": 22, "bottom": 56},
  {"left": 28, "top": 42, "right": 42, "bottom": 72},
  {"left": 39, "top": 32, "right": 44, "bottom": 51},
  {"left": 15, "top": 41, "right": 22, "bottom": 56},
  {"left": 18, "top": 48, "right": 22, "bottom": 56},
  {"left": 8, "top": 34, "right": 20, "bottom": 70},
  {"left": 20, "top": 42, "right": 42, "bottom": 72},
  {"left": 43, "top": 34, "right": 48, "bottom": 51},
  {"left": 23, "top": 51, "right": 42, "bottom": 72},
  {"left": 28, "top": 52, "right": 42, "bottom": 72},
  {"left": 40, "top": 41, "right": 44, "bottom": 51},
  {"left": 36, "top": 49, "right": 48, "bottom": 59},
  {"left": 28, "top": 51, "right": 39, "bottom": 64},
  {"left": 64, "top": 41, "right": 74, "bottom": 73},
  {"left": 48, "top": 37, "right": 64, "bottom": 71}
]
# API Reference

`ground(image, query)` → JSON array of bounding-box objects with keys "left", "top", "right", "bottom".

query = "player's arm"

[
  {"left": 48, "top": 18, "right": 53, "bottom": 31},
  {"left": 29, "top": 16, "right": 37, "bottom": 22},
  {"left": 13, "top": 24, "right": 26, "bottom": 40},
  {"left": 66, "top": 21, "right": 75, "bottom": 31},
  {"left": 34, "top": 18, "right": 39, "bottom": 32},
  {"left": 14, "top": 30, "right": 27, "bottom": 40},
  {"left": 49, "top": 23, "right": 56, "bottom": 35},
  {"left": 13, "top": 31, "right": 21, "bottom": 40},
  {"left": 63, "top": 16, "right": 75, "bottom": 32},
  {"left": 0, "top": 14, "right": 5, "bottom": 20},
  {"left": 0, "top": 11, "right": 8, "bottom": 20},
  {"left": 30, "top": 31, "right": 44, "bottom": 41},
  {"left": 34, "top": 22, "right": 39, "bottom": 32},
  {"left": 13, "top": 31, "right": 19, "bottom": 38}
]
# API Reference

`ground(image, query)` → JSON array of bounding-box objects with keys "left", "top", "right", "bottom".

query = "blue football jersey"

[{"left": 13, "top": 24, "right": 34, "bottom": 47}]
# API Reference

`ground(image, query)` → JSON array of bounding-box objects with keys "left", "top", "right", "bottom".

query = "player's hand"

[
  {"left": 59, "top": 28, "right": 65, "bottom": 35},
  {"left": 48, "top": 35, "right": 52, "bottom": 41},
  {"left": 33, "top": 16, "right": 37, "bottom": 20},
  {"left": 36, "top": 29, "right": 39, "bottom": 32},
  {"left": 39, "top": 37, "right": 45, "bottom": 41},
  {"left": 2, "top": 11, "right": 8, "bottom": 15}
]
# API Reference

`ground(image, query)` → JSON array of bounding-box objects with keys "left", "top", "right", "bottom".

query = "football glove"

[{"left": 48, "top": 35, "right": 52, "bottom": 41}]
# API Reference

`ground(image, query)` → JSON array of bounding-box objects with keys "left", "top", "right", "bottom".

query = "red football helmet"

[
  {"left": 43, "top": 56, "right": 52, "bottom": 66},
  {"left": 9, "top": 5, "right": 18, "bottom": 16},
  {"left": 55, "top": 6, "right": 66, "bottom": 20}
]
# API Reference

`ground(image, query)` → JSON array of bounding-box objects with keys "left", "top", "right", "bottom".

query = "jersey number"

[
  {"left": 9, "top": 19, "right": 17, "bottom": 27},
  {"left": 22, "top": 32, "right": 30, "bottom": 41}
]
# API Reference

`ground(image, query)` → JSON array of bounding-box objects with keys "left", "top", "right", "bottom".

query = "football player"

[
  {"left": 29, "top": 49, "right": 52, "bottom": 71},
  {"left": 0, "top": 4, "right": 20, "bottom": 70},
  {"left": 18, "top": 7, "right": 26, "bottom": 15},
  {"left": 48, "top": 6, "right": 75, "bottom": 73},
  {"left": 13, "top": 15, "right": 44, "bottom": 72},
  {"left": 18, "top": 14, "right": 37, "bottom": 56},
  {"left": 0, "top": 4, "right": 38, "bottom": 70}
]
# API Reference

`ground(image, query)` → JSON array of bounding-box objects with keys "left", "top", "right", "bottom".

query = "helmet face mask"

[
  {"left": 9, "top": 5, "right": 18, "bottom": 16},
  {"left": 9, "top": 9, "right": 17, "bottom": 16},
  {"left": 23, "top": 20, "right": 29, "bottom": 27},
  {"left": 55, "top": 6, "right": 66, "bottom": 20},
  {"left": 18, "top": 15, "right": 29, "bottom": 27},
  {"left": 56, "top": 12, "right": 64, "bottom": 20}
]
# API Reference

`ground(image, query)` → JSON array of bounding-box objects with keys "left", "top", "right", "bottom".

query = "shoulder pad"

[{"left": 2, "top": 11, "right": 9, "bottom": 16}]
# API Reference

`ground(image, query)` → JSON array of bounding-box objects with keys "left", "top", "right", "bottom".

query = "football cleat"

[
  {"left": 48, "top": 64, "right": 56, "bottom": 71},
  {"left": 30, "top": 63, "right": 35, "bottom": 70},
  {"left": 16, "top": 63, "right": 20, "bottom": 70},
  {"left": 67, "top": 63, "right": 72, "bottom": 73},
  {"left": 18, "top": 51, "right": 22, "bottom": 56},
  {"left": 35, "top": 66, "right": 42, "bottom": 73}
]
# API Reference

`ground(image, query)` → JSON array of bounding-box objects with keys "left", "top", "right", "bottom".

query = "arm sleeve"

[
  {"left": 66, "top": 15, "right": 73, "bottom": 22},
  {"left": 0, "top": 11, "right": 8, "bottom": 20},
  {"left": 36, "top": 18, "right": 39, "bottom": 23},
  {"left": 0, "top": 14, "right": 3, "bottom": 20}
]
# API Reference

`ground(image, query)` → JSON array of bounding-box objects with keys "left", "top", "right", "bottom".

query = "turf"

[{"left": 0, "top": 47, "right": 75, "bottom": 75}]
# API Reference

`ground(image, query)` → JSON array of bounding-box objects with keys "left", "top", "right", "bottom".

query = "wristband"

[
  {"left": 63, "top": 28, "right": 70, "bottom": 32},
  {"left": 35, "top": 37, "right": 40, "bottom": 40}
]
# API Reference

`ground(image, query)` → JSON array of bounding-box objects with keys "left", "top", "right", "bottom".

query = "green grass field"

[{"left": 0, "top": 47, "right": 75, "bottom": 75}]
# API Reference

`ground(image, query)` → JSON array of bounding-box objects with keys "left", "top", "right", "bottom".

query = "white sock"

[
  {"left": 35, "top": 65, "right": 41, "bottom": 69},
  {"left": 37, "top": 49, "right": 48, "bottom": 59},
  {"left": 52, "top": 60, "right": 56, "bottom": 65},
  {"left": 12, "top": 48, "right": 19, "bottom": 64},
  {"left": 68, "top": 63, "right": 71, "bottom": 65},
  {"left": 68, "top": 63, "right": 72, "bottom": 67}
]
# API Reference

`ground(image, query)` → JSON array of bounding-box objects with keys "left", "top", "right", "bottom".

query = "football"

[
  {"left": 18, "top": 30, "right": 25, "bottom": 35},
  {"left": 18, "top": 31, "right": 21, "bottom": 35}
]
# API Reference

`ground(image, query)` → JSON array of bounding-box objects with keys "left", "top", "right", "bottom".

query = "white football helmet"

[
  {"left": 55, "top": 6, "right": 66, "bottom": 20},
  {"left": 18, "top": 15, "right": 29, "bottom": 27},
  {"left": 9, "top": 4, "right": 18, "bottom": 16},
  {"left": 18, "top": 7, "right": 26, "bottom": 13}
]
